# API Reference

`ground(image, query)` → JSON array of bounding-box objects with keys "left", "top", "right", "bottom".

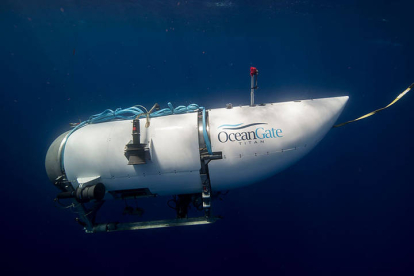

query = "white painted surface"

[
  {"left": 64, "top": 113, "right": 202, "bottom": 195},
  {"left": 208, "top": 96, "right": 349, "bottom": 190},
  {"left": 62, "top": 96, "right": 348, "bottom": 196}
]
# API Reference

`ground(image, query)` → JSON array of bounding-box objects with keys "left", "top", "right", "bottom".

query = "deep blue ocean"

[{"left": 1, "top": 1, "right": 413, "bottom": 275}]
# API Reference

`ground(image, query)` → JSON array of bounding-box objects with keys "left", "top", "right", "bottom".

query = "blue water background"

[{"left": 1, "top": 1, "right": 413, "bottom": 275}]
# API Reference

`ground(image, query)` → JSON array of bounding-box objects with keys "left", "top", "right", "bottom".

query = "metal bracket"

[
  {"left": 125, "top": 118, "right": 148, "bottom": 165},
  {"left": 197, "top": 110, "right": 222, "bottom": 218},
  {"left": 125, "top": 142, "right": 148, "bottom": 165},
  {"left": 75, "top": 176, "right": 101, "bottom": 189}
]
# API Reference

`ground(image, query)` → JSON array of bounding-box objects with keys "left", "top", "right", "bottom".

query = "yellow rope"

[{"left": 333, "top": 83, "right": 413, "bottom": 128}]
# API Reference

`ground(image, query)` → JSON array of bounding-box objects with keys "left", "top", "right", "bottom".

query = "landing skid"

[{"left": 90, "top": 216, "right": 220, "bottom": 233}]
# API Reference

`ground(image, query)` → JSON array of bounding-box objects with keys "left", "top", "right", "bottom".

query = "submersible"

[{"left": 45, "top": 67, "right": 348, "bottom": 233}]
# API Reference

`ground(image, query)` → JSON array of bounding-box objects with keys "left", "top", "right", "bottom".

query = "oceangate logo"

[{"left": 217, "top": 123, "right": 283, "bottom": 144}]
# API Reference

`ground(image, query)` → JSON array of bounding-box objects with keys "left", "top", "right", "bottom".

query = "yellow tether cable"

[{"left": 333, "top": 83, "right": 413, "bottom": 128}]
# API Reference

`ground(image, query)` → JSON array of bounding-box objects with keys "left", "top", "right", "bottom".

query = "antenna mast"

[{"left": 250, "top": 67, "right": 259, "bottom": 106}]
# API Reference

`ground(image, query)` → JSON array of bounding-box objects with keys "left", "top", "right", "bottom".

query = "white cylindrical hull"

[{"left": 59, "top": 96, "right": 348, "bottom": 197}]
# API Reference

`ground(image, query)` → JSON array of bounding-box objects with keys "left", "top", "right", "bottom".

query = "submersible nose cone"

[{"left": 45, "top": 131, "right": 70, "bottom": 182}]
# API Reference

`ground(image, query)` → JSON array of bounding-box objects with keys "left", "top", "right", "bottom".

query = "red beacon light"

[{"left": 250, "top": 67, "right": 258, "bottom": 76}]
